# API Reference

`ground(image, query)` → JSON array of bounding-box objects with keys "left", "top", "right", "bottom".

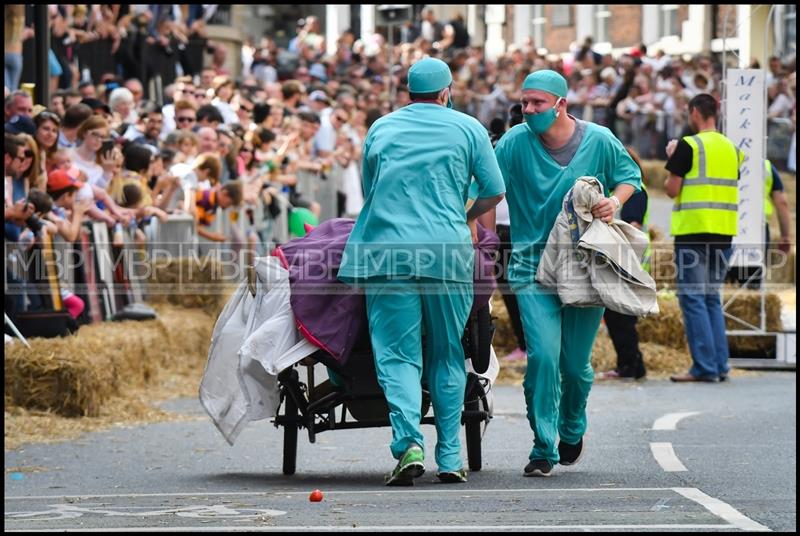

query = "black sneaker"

[
  {"left": 523, "top": 459, "right": 553, "bottom": 477},
  {"left": 558, "top": 438, "right": 584, "bottom": 466}
]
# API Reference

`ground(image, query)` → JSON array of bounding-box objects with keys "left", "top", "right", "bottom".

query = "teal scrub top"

[
  {"left": 494, "top": 121, "right": 642, "bottom": 290},
  {"left": 338, "top": 103, "right": 505, "bottom": 284}
]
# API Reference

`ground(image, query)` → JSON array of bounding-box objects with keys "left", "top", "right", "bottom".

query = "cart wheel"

[
  {"left": 471, "top": 306, "right": 494, "bottom": 375},
  {"left": 465, "top": 398, "right": 482, "bottom": 471},
  {"left": 282, "top": 385, "right": 299, "bottom": 476}
]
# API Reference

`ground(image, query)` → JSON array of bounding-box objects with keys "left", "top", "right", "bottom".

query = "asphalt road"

[{"left": 5, "top": 372, "right": 796, "bottom": 532}]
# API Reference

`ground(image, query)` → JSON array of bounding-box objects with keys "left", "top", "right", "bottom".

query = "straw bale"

[
  {"left": 723, "top": 289, "right": 783, "bottom": 355},
  {"left": 490, "top": 293, "right": 518, "bottom": 355},
  {"left": 650, "top": 242, "right": 677, "bottom": 290},
  {"left": 592, "top": 328, "right": 693, "bottom": 378},
  {"left": 148, "top": 257, "right": 236, "bottom": 314},
  {"left": 491, "top": 292, "right": 696, "bottom": 382},
  {"left": 4, "top": 304, "right": 214, "bottom": 418},
  {"left": 723, "top": 289, "right": 783, "bottom": 332},
  {"left": 492, "top": 284, "right": 787, "bottom": 385},
  {"left": 637, "top": 289, "right": 784, "bottom": 355},
  {"left": 637, "top": 292, "right": 687, "bottom": 350}
]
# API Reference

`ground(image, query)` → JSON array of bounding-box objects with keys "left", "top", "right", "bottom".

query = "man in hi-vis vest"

[{"left": 664, "top": 93, "right": 743, "bottom": 383}]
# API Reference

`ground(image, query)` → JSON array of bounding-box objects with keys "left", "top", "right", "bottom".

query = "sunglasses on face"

[
  {"left": 37, "top": 111, "right": 61, "bottom": 123},
  {"left": 176, "top": 116, "right": 196, "bottom": 123},
  {"left": 23, "top": 149, "right": 34, "bottom": 158}
]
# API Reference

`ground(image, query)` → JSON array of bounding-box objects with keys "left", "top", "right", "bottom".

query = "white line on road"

[
  {"left": 674, "top": 487, "right": 772, "bottom": 532},
  {"left": 650, "top": 442, "right": 688, "bottom": 472},
  {"left": 5, "top": 487, "right": 771, "bottom": 532},
  {"left": 7, "top": 524, "right": 737, "bottom": 532},
  {"left": 1, "top": 487, "right": 685, "bottom": 500},
  {"left": 652, "top": 411, "right": 701, "bottom": 430}
]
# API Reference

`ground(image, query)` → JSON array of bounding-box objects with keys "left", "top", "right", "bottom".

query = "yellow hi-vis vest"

[
  {"left": 764, "top": 159, "right": 774, "bottom": 219},
  {"left": 671, "top": 131, "right": 742, "bottom": 236}
]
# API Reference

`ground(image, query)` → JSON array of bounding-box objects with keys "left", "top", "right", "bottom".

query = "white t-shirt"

[
  {"left": 768, "top": 93, "right": 793, "bottom": 118},
  {"left": 212, "top": 98, "right": 239, "bottom": 125},
  {"left": 75, "top": 182, "right": 95, "bottom": 203},
  {"left": 314, "top": 116, "right": 337, "bottom": 153},
  {"left": 70, "top": 148, "right": 107, "bottom": 189},
  {"left": 161, "top": 103, "right": 176, "bottom": 139}
]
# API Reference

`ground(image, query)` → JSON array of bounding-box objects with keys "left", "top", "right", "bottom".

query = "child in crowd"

[{"left": 194, "top": 180, "right": 243, "bottom": 243}]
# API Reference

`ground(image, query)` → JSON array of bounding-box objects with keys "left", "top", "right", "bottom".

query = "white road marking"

[
  {"left": 8, "top": 524, "right": 737, "bottom": 532},
  {"left": 674, "top": 487, "right": 772, "bottom": 532},
  {"left": 652, "top": 411, "right": 701, "bottom": 430},
  {"left": 5, "top": 487, "right": 770, "bottom": 532},
  {"left": 4, "top": 487, "right": 678, "bottom": 500},
  {"left": 650, "top": 442, "right": 688, "bottom": 472}
]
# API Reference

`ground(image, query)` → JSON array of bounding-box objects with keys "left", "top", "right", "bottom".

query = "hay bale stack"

[
  {"left": 492, "top": 285, "right": 788, "bottom": 384},
  {"left": 490, "top": 293, "right": 519, "bottom": 355},
  {"left": 4, "top": 305, "right": 215, "bottom": 417},
  {"left": 637, "top": 293, "right": 687, "bottom": 350},
  {"left": 724, "top": 289, "right": 783, "bottom": 355},
  {"left": 4, "top": 338, "right": 116, "bottom": 417},
  {"left": 148, "top": 257, "right": 236, "bottom": 314},
  {"left": 650, "top": 243, "right": 677, "bottom": 290},
  {"left": 723, "top": 290, "right": 783, "bottom": 332},
  {"left": 637, "top": 289, "right": 784, "bottom": 355},
  {"left": 592, "top": 329, "right": 693, "bottom": 378}
]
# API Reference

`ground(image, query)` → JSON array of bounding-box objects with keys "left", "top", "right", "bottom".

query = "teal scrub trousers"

[
  {"left": 516, "top": 285, "right": 604, "bottom": 464},
  {"left": 365, "top": 277, "right": 472, "bottom": 473}
]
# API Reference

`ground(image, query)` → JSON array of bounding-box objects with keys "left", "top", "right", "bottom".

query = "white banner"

[{"left": 725, "top": 69, "right": 765, "bottom": 268}]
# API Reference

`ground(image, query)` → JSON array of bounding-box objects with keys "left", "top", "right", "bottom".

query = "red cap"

[
  {"left": 630, "top": 48, "right": 643, "bottom": 58},
  {"left": 47, "top": 169, "right": 83, "bottom": 192}
]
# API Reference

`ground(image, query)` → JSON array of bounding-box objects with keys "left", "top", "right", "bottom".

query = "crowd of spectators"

[{"left": 4, "top": 5, "right": 797, "bottom": 327}]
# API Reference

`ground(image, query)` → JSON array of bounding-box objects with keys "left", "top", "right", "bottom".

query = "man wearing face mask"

[
  {"left": 494, "top": 70, "right": 642, "bottom": 477},
  {"left": 338, "top": 57, "right": 505, "bottom": 486}
]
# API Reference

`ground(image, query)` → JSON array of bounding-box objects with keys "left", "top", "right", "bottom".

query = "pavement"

[{"left": 4, "top": 371, "right": 796, "bottom": 532}]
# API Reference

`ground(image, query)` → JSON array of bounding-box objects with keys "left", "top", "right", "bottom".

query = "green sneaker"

[
  {"left": 385, "top": 445, "right": 425, "bottom": 486},
  {"left": 436, "top": 468, "right": 468, "bottom": 483}
]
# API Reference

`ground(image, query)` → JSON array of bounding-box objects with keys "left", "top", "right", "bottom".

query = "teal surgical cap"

[
  {"left": 522, "top": 70, "right": 568, "bottom": 98},
  {"left": 408, "top": 57, "right": 453, "bottom": 93}
]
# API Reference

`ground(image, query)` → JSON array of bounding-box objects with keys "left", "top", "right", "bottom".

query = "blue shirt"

[
  {"left": 338, "top": 103, "right": 505, "bottom": 283},
  {"left": 495, "top": 121, "right": 642, "bottom": 289}
]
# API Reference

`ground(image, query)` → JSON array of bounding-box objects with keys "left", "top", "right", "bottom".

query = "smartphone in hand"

[{"left": 101, "top": 139, "right": 114, "bottom": 156}]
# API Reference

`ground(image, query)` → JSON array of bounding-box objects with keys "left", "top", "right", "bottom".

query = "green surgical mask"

[{"left": 524, "top": 98, "right": 561, "bottom": 134}]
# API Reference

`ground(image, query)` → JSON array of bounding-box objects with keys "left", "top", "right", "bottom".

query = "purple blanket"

[{"left": 274, "top": 218, "right": 499, "bottom": 366}]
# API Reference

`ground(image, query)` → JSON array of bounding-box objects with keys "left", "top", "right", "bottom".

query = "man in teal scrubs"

[
  {"left": 494, "top": 70, "right": 641, "bottom": 477},
  {"left": 338, "top": 57, "right": 505, "bottom": 485}
]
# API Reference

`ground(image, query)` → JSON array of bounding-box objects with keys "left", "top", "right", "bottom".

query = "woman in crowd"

[{"left": 34, "top": 111, "right": 62, "bottom": 180}]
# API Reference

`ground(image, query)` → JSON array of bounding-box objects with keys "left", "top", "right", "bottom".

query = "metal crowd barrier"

[
  {"left": 296, "top": 168, "right": 339, "bottom": 223},
  {"left": 147, "top": 213, "right": 198, "bottom": 259}
]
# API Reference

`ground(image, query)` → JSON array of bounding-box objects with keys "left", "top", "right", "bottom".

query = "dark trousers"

[
  {"left": 496, "top": 225, "right": 526, "bottom": 351},
  {"left": 603, "top": 308, "right": 646, "bottom": 378}
]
